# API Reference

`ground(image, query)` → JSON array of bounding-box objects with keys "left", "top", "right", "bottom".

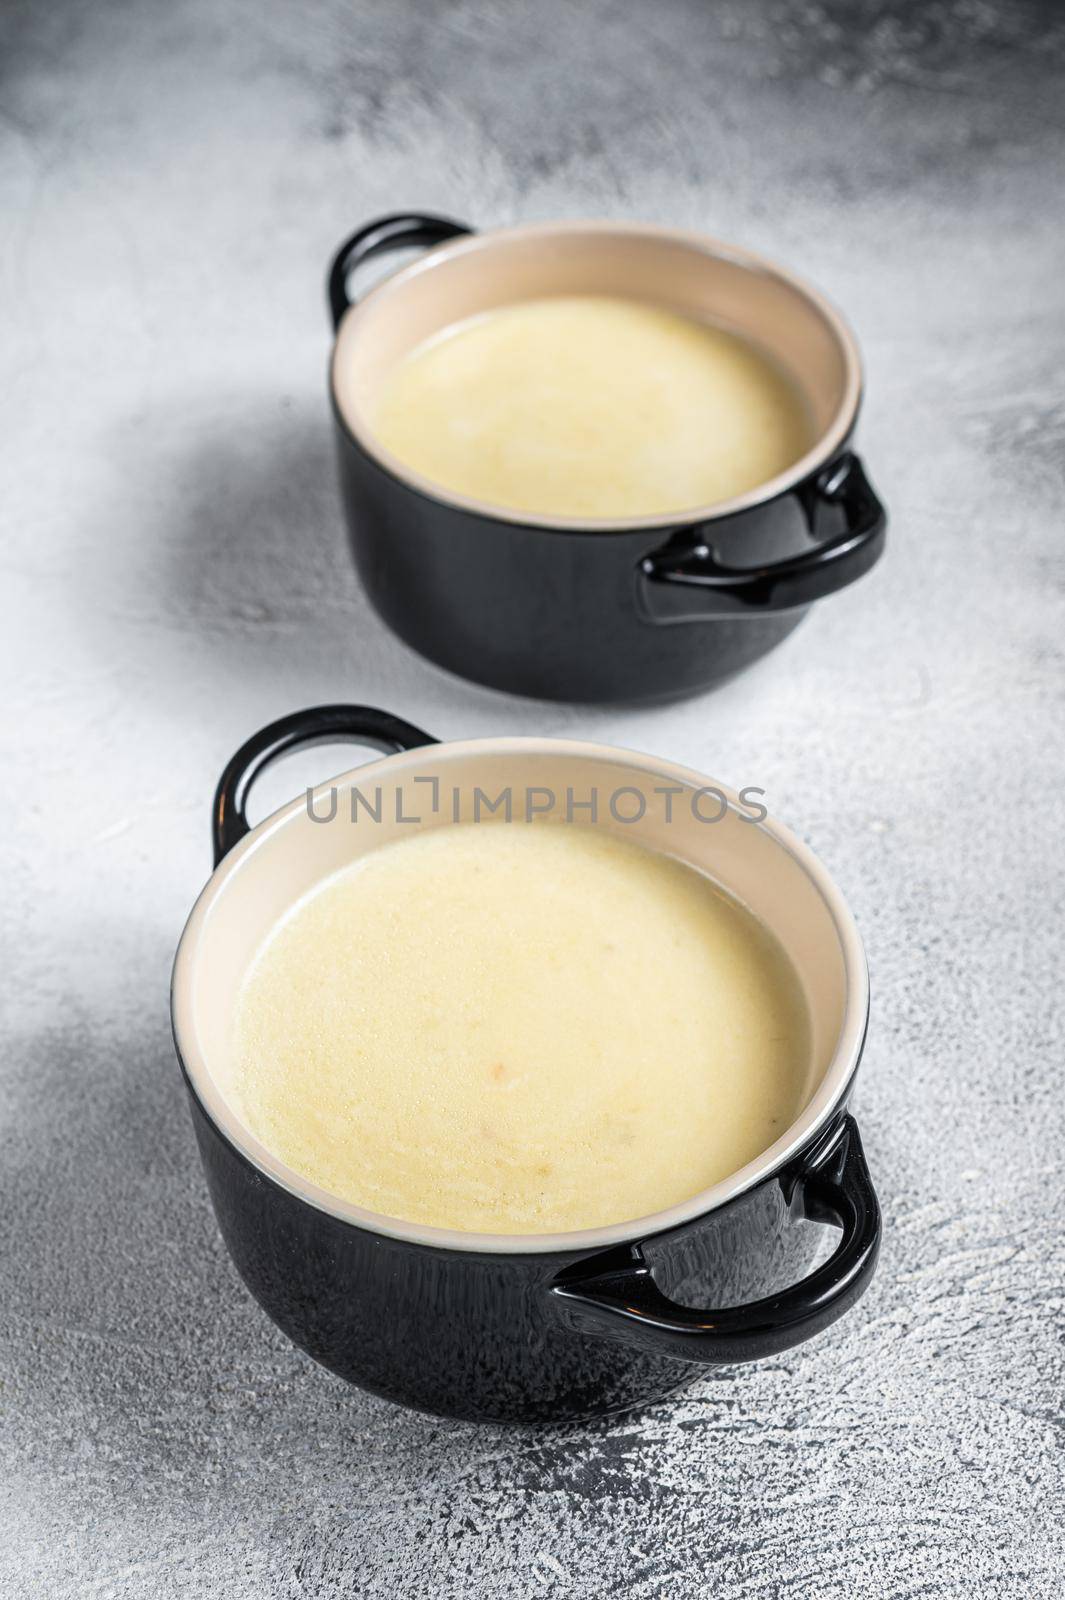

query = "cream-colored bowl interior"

[
  {"left": 330, "top": 221, "right": 862, "bottom": 530},
  {"left": 172, "top": 739, "right": 868, "bottom": 1253}
]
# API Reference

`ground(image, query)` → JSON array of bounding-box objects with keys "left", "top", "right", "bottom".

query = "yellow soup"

[
  {"left": 370, "top": 295, "right": 814, "bottom": 520},
  {"left": 232, "top": 823, "right": 812, "bottom": 1234}
]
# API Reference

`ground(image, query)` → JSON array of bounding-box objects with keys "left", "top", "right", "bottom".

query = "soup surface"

[
  {"left": 369, "top": 294, "right": 814, "bottom": 520},
  {"left": 231, "top": 823, "right": 812, "bottom": 1234}
]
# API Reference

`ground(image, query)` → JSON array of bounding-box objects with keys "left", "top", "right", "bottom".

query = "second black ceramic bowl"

[
  {"left": 327, "top": 215, "right": 887, "bottom": 703},
  {"left": 171, "top": 705, "right": 880, "bottom": 1423}
]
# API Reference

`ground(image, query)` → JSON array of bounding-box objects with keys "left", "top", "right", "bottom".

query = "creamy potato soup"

[
  {"left": 369, "top": 295, "right": 814, "bottom": 520},
  {"left": 231, "top": 823, "right": 812, "bottom": 1234}
]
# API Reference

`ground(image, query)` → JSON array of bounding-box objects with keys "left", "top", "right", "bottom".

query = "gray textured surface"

[{"left": 2, "top": 0, "right": 1063, "bottom": 1593}]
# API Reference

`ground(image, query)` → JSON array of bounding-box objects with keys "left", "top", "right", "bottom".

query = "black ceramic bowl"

[
  {"left": 327, "top": 215, "right": 887, "bottom": 704},
  {"left": 171, "top": 705, "right": 880, "bottom": 1423}
]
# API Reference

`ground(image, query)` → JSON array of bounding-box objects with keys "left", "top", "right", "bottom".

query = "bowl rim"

[
  {"left": 171, "top": 735, "right": 870, "bottom": 1255},
  {"left": 329, "top": 218, "right": 865, "bottom": 533}
]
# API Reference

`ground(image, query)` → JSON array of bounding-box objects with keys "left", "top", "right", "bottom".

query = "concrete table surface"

[{"left": 2, "top": 1, "right": 1063, "bottom": 1594}]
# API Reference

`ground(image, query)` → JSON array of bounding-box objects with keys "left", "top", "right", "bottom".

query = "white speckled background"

[{"left": 2, "top": 1, "right": 1063, "bottom": 1593}]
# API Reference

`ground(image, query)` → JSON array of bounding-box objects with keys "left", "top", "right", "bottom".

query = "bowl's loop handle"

[
  {"left": 327, "top": 213, "right": 474, "bottom": 330},
  {"left": 550, "top": 1113, "right": 880, "bottom": 1364},
  {"left": 212, "top": 705, "right": 437, "bottom": 866},
  {"left": 637, "top": 453, "right": 887, "bottom": 621}
]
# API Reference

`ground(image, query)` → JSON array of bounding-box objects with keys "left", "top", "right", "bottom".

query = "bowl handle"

[
  {"left": 637, "top": 453, "right": 886, "bottom": 621},
  {"left": 327, "top": 213, "right": 473, "bottom": 330},
  {"left": 212, "top": 704, "right": 437, "bottom": 866},
  {"left": 549, "top": 1113, "right": 880, "bottom": 1364}
]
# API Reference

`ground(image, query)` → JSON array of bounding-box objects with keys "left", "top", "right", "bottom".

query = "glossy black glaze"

[
  {"left": 186, "top": 1088, "right": 875, "bottom": 1424},
  {"left": 176, "top": 706, "right": 882, "bottom": 1423},
  {"left": 212, "top": 703, "right": 435, "bottom": 865},
  {"left": 637, "top": 453, "right": 886, "bottom": 621},
  {"left": 328, "top": 215, "right": 888, "bottom": 704},
  {"left": 553, "top": 1110, "right": 878, "bottom": 1364},
  {"left": 327, "top": 212, "right": 471, "bottom": 331}
]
